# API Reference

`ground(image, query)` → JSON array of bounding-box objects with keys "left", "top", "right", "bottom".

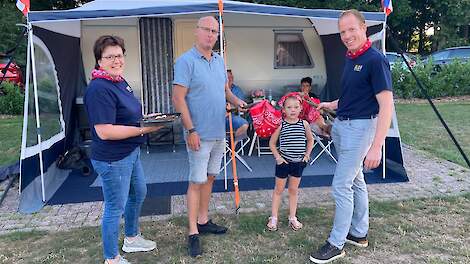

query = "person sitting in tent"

[
  {"left": 226, "top": 69, "right": 249, "bottom": 140},
  {"left": 277, "top": 77, "right": 331, "bottom": 137},
  {"left": 84, "top": 35, "right": 160, "bottom": 264}
]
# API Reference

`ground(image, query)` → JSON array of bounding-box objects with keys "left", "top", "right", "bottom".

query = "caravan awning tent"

[{"left": 20, "top": 0, "right": 406, "bottom": 213}]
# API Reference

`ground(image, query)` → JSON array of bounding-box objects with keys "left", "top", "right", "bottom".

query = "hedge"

[
  {"left": 392, "top": 60, "right": 470, "bottom": 99},
  {"left": 0, "top": 82, "right": 24, "bottom": 115}
]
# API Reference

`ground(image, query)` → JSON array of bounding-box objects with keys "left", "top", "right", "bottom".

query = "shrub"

[
  {"left": 392, "top": 60, "right": 470, "bottom": 99},
  {"left": 0, "top": 81, "right": 24, "bottom": 115}
]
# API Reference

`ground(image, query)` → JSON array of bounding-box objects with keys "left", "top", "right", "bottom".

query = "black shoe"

[
  {"left": 197, "top": 219, "right": 228, "bottom": 235},
  {"left": 309, "top": 241, "right": 345, "bottom": 263},
  {"left": 345, "top": 233, "right": 368, "bottom": 248},
  {"left": 188, "top": 234, "right": 202, "bottom": 257}
]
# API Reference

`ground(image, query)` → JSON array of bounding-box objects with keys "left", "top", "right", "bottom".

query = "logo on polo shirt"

[
  {"left": 126, "top": 86, "right": 133, "bottom": 93},
  {"left": 354, "top": 65, "right": 363, "bottom": 72}
]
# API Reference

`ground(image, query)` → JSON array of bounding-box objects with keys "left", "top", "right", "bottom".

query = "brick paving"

[{"left": 0, "top": 145, "right": 469, "bottom": 235}]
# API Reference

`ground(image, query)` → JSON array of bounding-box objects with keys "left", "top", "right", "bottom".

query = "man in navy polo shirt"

[
  {"left": 172, "top": 16, "right": 246, "bottom": 257},
  {"left": 310, "top": 9, "right": 393, "bottom": 263}
]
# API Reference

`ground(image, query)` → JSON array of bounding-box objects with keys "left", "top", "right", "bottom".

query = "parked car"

[
  {"left": 386, "top": 52, "right": 416, "bottom": 69},
  {"left": 426, "top": 46, "right": 470, "bottom": 65},
  {"left": 0, "top": 54, "right": 24, "bottom": 87}
]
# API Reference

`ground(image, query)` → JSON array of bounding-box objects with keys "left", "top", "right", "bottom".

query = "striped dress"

[{"left": 279, "top": 119, "right": 307, "bottom": 162}]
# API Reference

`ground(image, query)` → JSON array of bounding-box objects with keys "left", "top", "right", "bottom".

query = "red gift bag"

[{"left": 249, "top": 100, "right": 282, "bottom": 138}]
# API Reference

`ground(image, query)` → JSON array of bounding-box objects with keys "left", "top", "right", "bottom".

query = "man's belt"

[{"left": 337, "top": 114, "right": 377, "bottom": 121}]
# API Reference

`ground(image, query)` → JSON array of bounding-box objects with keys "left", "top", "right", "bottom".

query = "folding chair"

[
  {"left": 220, "top": 135, "right": 252, "bottom": 189},
  {"left": 248, "top": 131, "right": 272, "bottom": 156},
  {"left": 310, "top": 131, "right": 337, "bottom": 165}
]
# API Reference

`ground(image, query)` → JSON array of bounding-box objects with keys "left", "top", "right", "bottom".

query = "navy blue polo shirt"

[
  {"left": 337, "top": 47, "right": 392, "bottom": 118},
  {"left": 84, "top": 78, "right": 145, "bottom": 162}
]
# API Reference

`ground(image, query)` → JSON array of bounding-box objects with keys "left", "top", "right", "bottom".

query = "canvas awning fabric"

[{"left": 28, "top": 0, "right": 385, "bottom": 36}]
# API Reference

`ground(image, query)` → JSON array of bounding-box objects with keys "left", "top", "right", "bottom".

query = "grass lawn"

[
  {"left": 0, "top": 115, "right": 22, "bottom": 167},
  {"left": 395, "top": 102, "right": 470, "bottom": 167},
  {"left": 0, "top": 194, "right": 469, "bottom": 263}
]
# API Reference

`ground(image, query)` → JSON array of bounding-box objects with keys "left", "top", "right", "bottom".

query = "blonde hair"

[{"left": 339, "top": 9, "right": 365, "bottom": 24}]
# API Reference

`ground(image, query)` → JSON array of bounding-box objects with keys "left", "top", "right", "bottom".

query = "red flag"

[{"left": 16, "top": 0, "right": 30, "bottom": 16}]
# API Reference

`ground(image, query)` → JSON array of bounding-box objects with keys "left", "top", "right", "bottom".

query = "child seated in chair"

[
  {"left": 267, "top": 94, "right": 314, "bottom": 231},
  {"left": 298, "top": 77, "right": 332, "bottom": 138}
]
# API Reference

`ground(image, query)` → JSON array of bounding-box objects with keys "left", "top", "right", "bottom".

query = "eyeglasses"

[
  {"left": 198, "top": 26, "right": 219, "bottom": 35},
  {"left": 101, "top": 54, "right": 125, "bottom": 61}
]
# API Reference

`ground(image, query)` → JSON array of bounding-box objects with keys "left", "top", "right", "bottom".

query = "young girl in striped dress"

[{"left": 267, "top": 94, "right": 314, "bottom": 231}]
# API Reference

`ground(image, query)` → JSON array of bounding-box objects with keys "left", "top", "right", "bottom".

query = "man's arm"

[
  {"left": 172, "top": 84, "right": 200, "bottom": 151},
  {"left": 225, "top": 83, "right": 246, "bottom": 108},
  {"left": 317, "top": 99, "right": 339, "bottom": 111},
  {"left": 364, "top": 90, "right": 393, "bottom": 170}
]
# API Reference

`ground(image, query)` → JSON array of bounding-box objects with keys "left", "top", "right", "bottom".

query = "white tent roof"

[{"left": 28, "top": 0, "right": 386, "bottom": 36}]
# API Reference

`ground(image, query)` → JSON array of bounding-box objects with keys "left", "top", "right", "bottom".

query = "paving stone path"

[{"left": 1, "top": 145, "right": 469, "bottom": 235}]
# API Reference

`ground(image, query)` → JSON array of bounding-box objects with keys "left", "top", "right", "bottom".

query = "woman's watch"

[{"left": 188, "top": 128, "right": 197, "bottom": 134}]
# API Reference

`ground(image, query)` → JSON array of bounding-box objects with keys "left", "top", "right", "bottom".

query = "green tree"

[
  {"left": 432, "top": 0, "right": 470, "bottom": 49},
  {"left": 0, "top": 0, "right": 28, "bottom": 67}
]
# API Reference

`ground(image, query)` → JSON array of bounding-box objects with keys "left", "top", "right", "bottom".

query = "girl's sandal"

[
  {"left": 288, "top": 216, "right": 303, "bottom": 231},
  {"left": 266, "top": 216, "right": 278, "bottom": 231}
]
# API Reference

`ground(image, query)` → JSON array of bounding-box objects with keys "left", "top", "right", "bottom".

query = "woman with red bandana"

[{"left": 84, "top": 35, "right": 161, "bottom": 264}]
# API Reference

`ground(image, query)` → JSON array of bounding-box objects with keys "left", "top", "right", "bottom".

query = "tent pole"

[
  {"left": 381, "top": 17, "right": 387, "bottom": 179},
  {"left": 29, "top": 25, "right": 46, "bottom": 202},
  {"left": 19, "top": 24, "right": 32, "bottom": 195}
]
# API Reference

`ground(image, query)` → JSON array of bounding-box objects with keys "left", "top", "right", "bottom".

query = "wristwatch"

[{"left": 188, "top": 128, "right": 197, "bottom": 134}]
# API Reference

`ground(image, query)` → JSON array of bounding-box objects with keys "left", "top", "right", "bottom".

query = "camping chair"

[
  {"left": 310, "top": 130, "right": 337, "bottom": 165},
  {"left": 220, "top": 133, "right": 252, "bottom": 189},
  {"left": 221, "top": 136, "right": 252, "bottom": 173},
  {"left": 248, "top": 131, "right": 272, "bottom": 156}
]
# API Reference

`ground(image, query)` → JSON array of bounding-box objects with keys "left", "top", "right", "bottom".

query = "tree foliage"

[
  {"left": 0, "top": 0, "right": 468, "bottom": 65},
  {"left": 0, "top": 0, "right": 28, "bottom": 67}
]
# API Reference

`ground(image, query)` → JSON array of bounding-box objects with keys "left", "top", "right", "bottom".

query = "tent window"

[
  {"left": 274, "top": 32, "right": 313, "bottom": 69},
  {"left": 371, "top": 39, "right": 382, "bottom": 50},
  {"left": 34, "top": 42, "right": 63, "bottom": 141},
  {"left": 26, "top": 70, "right": 38, "bottom": 147}
]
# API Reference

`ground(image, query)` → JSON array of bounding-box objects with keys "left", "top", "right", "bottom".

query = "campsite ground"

[
  {"left": 0, "top": 99, "right": 470, "bottom": 263},
  {"left": 0, "top": 193, "right": 469, "bottom": 263}
]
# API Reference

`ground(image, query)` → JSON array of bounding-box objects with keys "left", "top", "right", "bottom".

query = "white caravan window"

[{"left": 274, "top": 32, "right": 313, "bottom": 69}]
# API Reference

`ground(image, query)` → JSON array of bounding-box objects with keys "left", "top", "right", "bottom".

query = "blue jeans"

[
  {"left": 91, "top": 147, "right": 147, "bottom": 259},
  {"left": 327, "top": 118, "right": 377, "bottom": 249}
]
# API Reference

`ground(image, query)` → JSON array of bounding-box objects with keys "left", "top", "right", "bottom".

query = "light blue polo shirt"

[{"left": 173, "top": 46, "right": 227, "bottom": 140}]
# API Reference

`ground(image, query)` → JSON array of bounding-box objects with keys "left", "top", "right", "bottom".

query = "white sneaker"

[
  {"left": 104, "top": 255, "right": 131, "bottom": 264},
  {"left": 122, "top": 234, "right": 157, "bottom": 253}
]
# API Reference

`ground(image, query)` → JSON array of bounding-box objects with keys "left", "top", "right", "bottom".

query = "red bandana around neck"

[
  {"left": 346, "top": 39, "right": 371, "bottom": 59},
  {"left": 91, "top": 68, "right": 124, "bottom": 83}
]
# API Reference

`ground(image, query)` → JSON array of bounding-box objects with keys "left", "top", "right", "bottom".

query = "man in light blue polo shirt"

[{"left": 172, "top": 16, "right": 246, "bottom": 258}]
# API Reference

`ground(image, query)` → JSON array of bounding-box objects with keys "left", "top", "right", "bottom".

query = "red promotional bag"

[{"left": 249, "top": 100, "right": 282, "bottom": 138}]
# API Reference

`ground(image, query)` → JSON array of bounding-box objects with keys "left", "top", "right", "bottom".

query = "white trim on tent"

[
  {"left": 19, "top": 24, "right": 32, "bottom": 195},
  {"left": 29, "top": 26, "right": 46, "bottom": 202}
]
